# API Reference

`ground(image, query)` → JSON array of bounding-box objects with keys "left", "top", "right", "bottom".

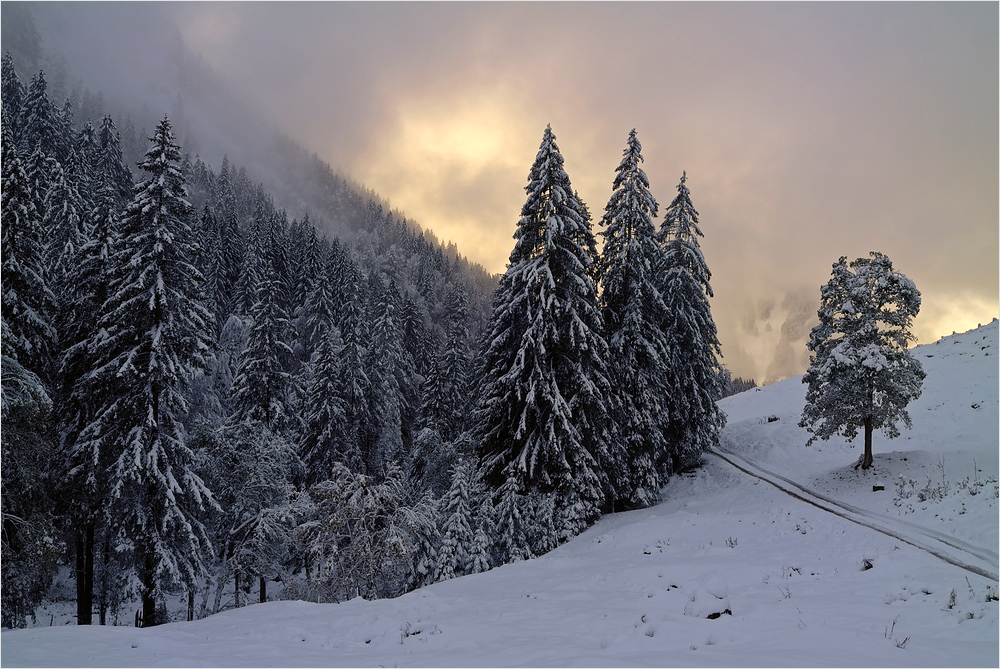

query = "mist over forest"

[{"left": 5, "top": 0, "right": 909, "bottom": 385}]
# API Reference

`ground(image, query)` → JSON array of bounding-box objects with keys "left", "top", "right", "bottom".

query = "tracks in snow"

[{"left": 706, "top": 443, "right": 999, "bottom": 582}]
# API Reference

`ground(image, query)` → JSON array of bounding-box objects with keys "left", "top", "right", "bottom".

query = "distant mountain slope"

[{"left": 14, "top": 2, "right": 494, "bottom": 284}]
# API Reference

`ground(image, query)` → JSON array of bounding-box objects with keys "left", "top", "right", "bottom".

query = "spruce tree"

[
  {"left": 300, "top": 255, "right": 338, "bottom": 357},
  {"left": 77, "top": 116, "right": 216, "bottom": 626},
  {"left": 657, "top": 172, "right": 726, "bottom": 472},
  {"left": 434, "top": 460, "right": 476, "bottom": 581},
  {"left": 60, "top": 180, "right": 121, "bottom": 625},
  {"left": 434, "top": 284, "right": 473, "bottom": 441},
  {"left": 335, "top": 264, "right": 374, "bottom": 475},
  {"left": 367, "top": 277, "right": 416, "bottom": 473},
  {"left": 19, "top": 71, "right": 58, "bottom": 159},
  {"left": 598, "top": 129, "right": 672, "bottom": 508},
  {"left": 41, "top": 158, "right": 88, "bottom": 283},
  {"left": 475, "top": 125, "right": 613, "bottom": 540},
  {"left": 2, "top": 52, "right": 25, "bottom": 142},
  {"left": 1, "top": 121, "right": 55, "bottom": 378},
  {"left": 491, "top": 474, "right": 533, "bottom": 564},
  {"left": 300, "top": 326, "right": 355, "bottom": 483},
  {"left": 1, "top": 316, "right": 61, "bottom": 629},
  {"left": 230, "top": 256, "right": 295, "bottom": 430},
  {"left": 96, "top": 115, "right": 134, "bottom": 207}
]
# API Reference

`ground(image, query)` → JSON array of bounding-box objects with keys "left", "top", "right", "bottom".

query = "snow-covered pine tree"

[
  {"left": 475, "top": 125, "right": 614, "bottom": 540},
  {"left": 598, "top": 129, "right": 672, "bottom": 508},
  {"left": 325, "top": 237, "right": 355, "bottom": 330},
  {"left": 799, "top": 252, "right": 925, "bottom": 470},
  {"left": 468, "top": 517, "right": 493, "bottom": 575},
  {"left": 19, "top": 71, "right": 59, "bottom": 160},
  {"left": 490, "top": 471, "right": 533, "bottom": 564},
  {"left": 421, "top": 283, "right": 472, "bottom": 443},
  {"left": 54, "top": 99, "right": 75, "bottom": 166},
  {"left": 230, "top": 249, "right": 295, "bottom": 430},
  {"left": 96, "top": 115, "right": 134, "bottom": 208},
  {"left": 434, "top": 459, "right": 476, "bottom": 581},
  {"left": 232, "top": 202, "right": 269, "bottom": 317},
  {"left": 335, "top": 264, "right": 374, "bottom": 475},
  {"left": 59, "top": 176, "right": 124, "bottom": 625},
  {"left": 299, "top": 251, "right": 338, "bottom": 357},
  {"left": 76, "top": 116, "right": 216, "bottom": 626},
  {"left": 2, "top": 52, "right": 26, "bottom": 141},
  {"left": 205, "top": 212, "right": 243, "bottom": 332},
  {"left": 657, "top": 172, "right": 726, "bottom": 473},
  {"left": 41, "top": 158, "right": 88, "bottom": 288},
  {"left": 401, "top": 293, "right": 431, "bottom": 379},
  {"left": 0, "top": 316, "right": 62, "bottom": 629},
  {"left": 267, "top": 211, "right": 295, "bottom": 319},
  {"left": 194, "top": 204, "right": 217, "bottom": 276},
  {"left": 208, "top": 154, "right": 244, "bottom": 327},
  {"left": 1, "top": 120, "right": 56, "bottom": 378},
  {"left": 290, "top": 217, "right": 321, "bottom": 313},
  {"left": 367, "top": 277, "right": 416, "bottom": 473},
  {"left": 291, "top": 221, "right": 325, "bottom": 360},
  {"left": 60, "top": 178, "right": 119, "bottom": 435},
  {"left": 300, "top": 325, "right": 356, "bottom": 483},
  {"left": 73, "top": 123, "right": 99, "bottom": 192},
  {"left": 22, "top": 146, "right": 56, "bottom": 239}
]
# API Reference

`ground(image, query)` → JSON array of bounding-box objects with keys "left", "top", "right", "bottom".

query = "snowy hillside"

[{"left": 4, "top": 323, "right": 997, "bottom": 667}]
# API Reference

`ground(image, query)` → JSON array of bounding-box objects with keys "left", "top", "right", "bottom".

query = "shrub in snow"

[
  {"left": 296, "top": 463, "right": 438, "bottom": 601},
  {"left": 683, "top": 579, "right": 732, "bottom": 619}
]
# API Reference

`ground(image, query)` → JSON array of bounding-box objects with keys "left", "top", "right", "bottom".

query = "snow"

[{"left": 4, "top": 323, "right": 997, "bottom": 667}]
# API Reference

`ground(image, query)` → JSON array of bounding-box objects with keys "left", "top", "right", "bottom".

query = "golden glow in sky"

[
  {"left": 44, "top": 2, "right": 993, "bottom": 382},
  {"left": 355, "top": 85, "right": 531, "bottom": 271}
]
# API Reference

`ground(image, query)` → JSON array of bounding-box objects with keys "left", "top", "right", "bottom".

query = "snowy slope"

[{"left": 4, "top": 324, "right": 997, "bottom": 667}]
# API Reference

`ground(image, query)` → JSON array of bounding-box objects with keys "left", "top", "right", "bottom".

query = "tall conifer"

[
  {"left": 475, "top": 125, "right": 613, "bottom": 540},
  {"left": 77, "top": 116, "right": 216, "bottom": 625},
  {"left": 598, "top": 129, "right": 672, "bottom": 507},
  {"left": 657, "top": 172, "right": 725, "bottom": 472}
]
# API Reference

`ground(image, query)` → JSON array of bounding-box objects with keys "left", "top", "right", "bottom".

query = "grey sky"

[{"left": 22, "top": 2, "right": 1000, "bottom": 382}]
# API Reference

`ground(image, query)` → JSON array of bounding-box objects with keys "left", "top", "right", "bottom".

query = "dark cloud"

[{"left": 17, "top": 1, "right": 999, "bottom": 381}]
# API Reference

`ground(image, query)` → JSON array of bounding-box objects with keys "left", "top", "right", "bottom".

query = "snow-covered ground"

[{"left": 4, "top": 323, "right": 997, "bottom": 667}]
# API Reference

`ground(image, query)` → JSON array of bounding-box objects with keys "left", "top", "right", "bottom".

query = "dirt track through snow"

[{"left": 708, "top": 443, "right": 999, "bottom": 582}]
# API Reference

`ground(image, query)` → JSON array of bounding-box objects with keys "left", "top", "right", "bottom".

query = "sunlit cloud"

[
  {"left": 26, "top": 1, "right": 994, "bottom": 382},
  {"left": 915, "top": 292, "right": 1000, "bottom": 347},
  {"left": 353, "top": 84, "right": 535, "bottom": 272}
]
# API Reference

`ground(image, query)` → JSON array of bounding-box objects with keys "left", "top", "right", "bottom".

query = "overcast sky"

[{"left": 23, "top": 2, "right": 1000, "bottom": 382}]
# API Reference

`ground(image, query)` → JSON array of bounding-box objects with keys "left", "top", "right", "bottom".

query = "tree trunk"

[
  {"left": 75, "top": 525, "right": 94, "bottom": 624},
  {"left": 234, "top": 571, "right": 241, "bottom": 608},
  {"left": 213, "top": 541, "right": 229, "bottom": 614},
  {"left": 259, "top": 575, "right": 267, "bottom": 604},
  {"left": 141, "top": 549, "right": 157, "bottom": 626},
  {"left": 187, "top": 590, "right": 195, "bottom": 621},
  {"left": 861, "top": 417, "right": 874, "bottom": 470},
  {"left": 75, "top": 533, "right": 86, "bottom": 623},
  {"left": 99, "top": 534, "right": 111, "bottom": 625},
  {"left": 85, "top": 524, "right": 94, "bottom": 622},
  {"left": 212, "top": 569, "right": 225, "bottom": 614}
]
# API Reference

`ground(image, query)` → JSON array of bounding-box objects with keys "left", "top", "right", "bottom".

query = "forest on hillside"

[{"left": 1, "top": 42, "right": 752, "bottom": 629}]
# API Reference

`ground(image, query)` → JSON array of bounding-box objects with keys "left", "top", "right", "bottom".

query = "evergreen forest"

[{"left": 1, "top": 53, "right": 738, "bottom": 628}]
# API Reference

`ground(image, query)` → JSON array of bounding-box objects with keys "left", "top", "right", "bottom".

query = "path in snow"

[{"left": 708, "top": 443, "right": 999, "bottom": 582}]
